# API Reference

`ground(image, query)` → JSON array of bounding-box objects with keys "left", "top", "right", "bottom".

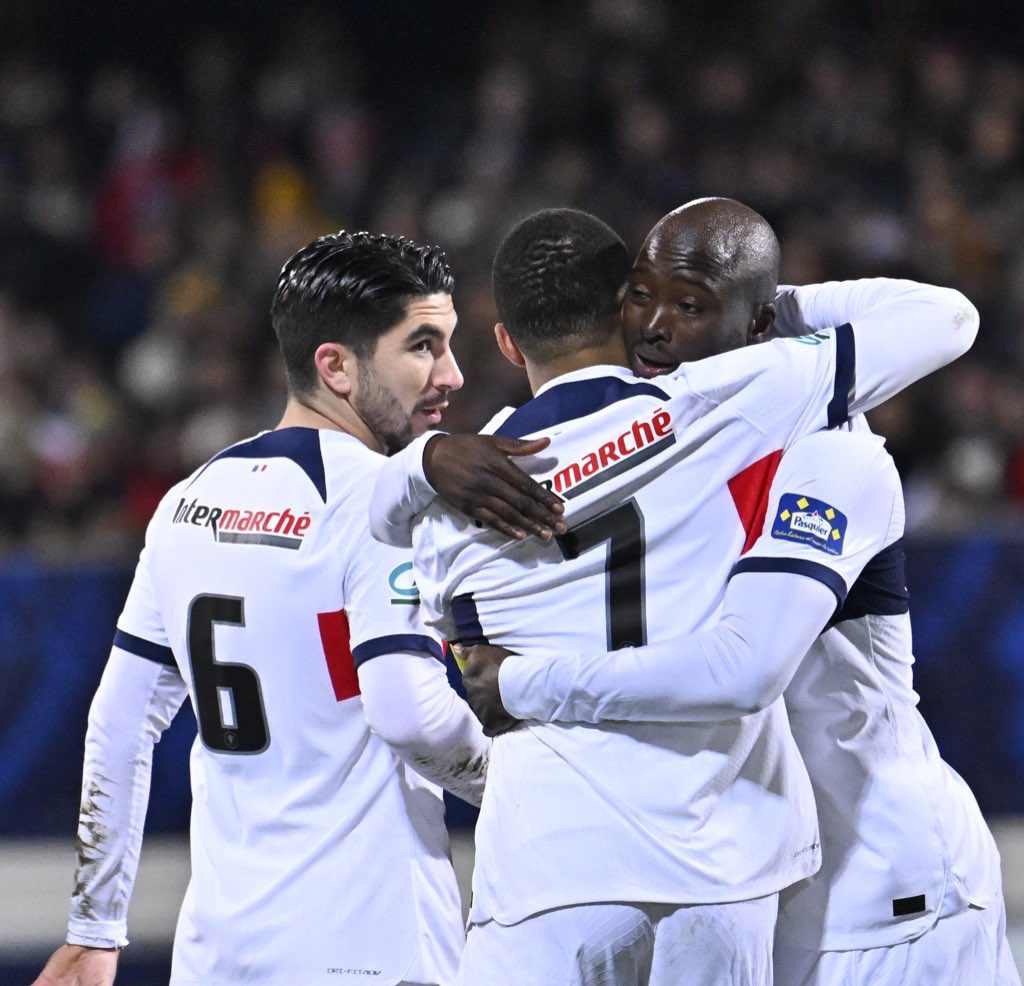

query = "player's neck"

[
  {"left": 526, "top": 340, "right": 629, "bottom": 394},
  {"left": 276, "top": 395, "right": 384, "bottom": 452}
]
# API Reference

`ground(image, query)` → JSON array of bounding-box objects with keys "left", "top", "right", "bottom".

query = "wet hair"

[
  {"left": 491, "top": 208, "right": 630, "bottom": 361},
  {"left": 271, "top": 230, "right": 453, "bottom": 396}
]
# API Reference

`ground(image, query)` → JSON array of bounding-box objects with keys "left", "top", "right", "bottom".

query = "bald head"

[
  {"left": 644, "top": 197, "right": 780, "bottom": 298},
  {"left": 623, "top": 198, "right": 781, "bottom": 376}
]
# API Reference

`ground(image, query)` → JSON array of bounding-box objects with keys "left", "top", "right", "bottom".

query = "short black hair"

[
  {"left": 492, "top": 208, "right": 629, "bottom": 361},
  {"left": 271, "top": 230, "right": 454, "bottom": 396}
]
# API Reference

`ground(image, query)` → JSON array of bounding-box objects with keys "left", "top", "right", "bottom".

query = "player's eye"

[{"left": 628, "top": 286, "right": 651, "bottom": 304}]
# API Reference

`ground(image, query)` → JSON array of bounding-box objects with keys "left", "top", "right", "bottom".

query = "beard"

[{"left": 353, "top": 361, "right": 419, "bottom": 455}]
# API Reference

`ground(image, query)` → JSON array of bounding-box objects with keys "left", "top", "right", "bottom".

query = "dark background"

[{"left": 1, "top": 0, "right": 1023, "bottom": 979}]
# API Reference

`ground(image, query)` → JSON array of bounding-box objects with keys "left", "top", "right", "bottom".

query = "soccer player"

[
  {"left": 459, "top": 200, "right": 1021, "bottom": 985},
  {"left": 369, "top": 206, "right": 979, "bottom": 984},
  {"left": 32, "top": 232, "right": 491, "bottom": 986}
]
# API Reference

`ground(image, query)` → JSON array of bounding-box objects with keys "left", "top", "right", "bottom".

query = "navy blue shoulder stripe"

[
  {"left": 827, "top": 323, "right": 855, "bottom": 428},
  {"left": 352, "top": 634, "right": 444, "bottom": 667},
  {"left": 833, "top": 538, "right": 909, "bottom": 625},
  {"left": 494, "top": 377, "right": 671, "bottom": 439},
  {"left": 187, "top": 428, "right": 328, "bottom": 503},
  {"left": 730, "top": 556, "right": 848, "bottom": 614},
  {"left": 113, "top": 628, "right": 176, "bottom": 667}
]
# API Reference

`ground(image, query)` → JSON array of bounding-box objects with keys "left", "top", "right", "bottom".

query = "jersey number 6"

[
  {"left": 556, "top": 499, "right": 647, "bottom": 651},
  {"left": 187, "top": 593, "right": 270, "bottom": 754}
]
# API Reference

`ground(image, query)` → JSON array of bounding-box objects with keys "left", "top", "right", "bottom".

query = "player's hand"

[
  {"left": 461, "top": 644, "right": 521, "bottom": 737},
  {"left": 30, "top": 943, "right": 119, "bottom": 986},
  {"left": 423, "top": 434, "right": 566, "bottom": 542}
]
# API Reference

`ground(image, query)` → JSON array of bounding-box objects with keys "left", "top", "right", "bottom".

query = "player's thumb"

[{"left": 494, "top": 436, "right": 551, "bottom": 457}]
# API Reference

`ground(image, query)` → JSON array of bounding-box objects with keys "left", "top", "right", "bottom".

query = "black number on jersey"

[
  {"left": 186, "top": 593, "right": 270, "bottom": 754},
  {"left": 556, "top": 499, "right": 647, "bottom": 650}
]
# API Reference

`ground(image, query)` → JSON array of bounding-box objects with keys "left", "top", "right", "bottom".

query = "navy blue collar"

[
  {"left": 494, "top": 375, "right": 670, "bottom": 438},
  {"left": 189, "top": 428, "right": 328, "bottom": 502}
]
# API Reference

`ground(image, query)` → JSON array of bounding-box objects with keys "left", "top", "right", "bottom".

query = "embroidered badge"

[{"left": 771, "top": 493, "right": 847, "bottom": 555}]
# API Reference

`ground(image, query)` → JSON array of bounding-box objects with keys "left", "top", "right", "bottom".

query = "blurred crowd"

[{"left": 1, "top": 0, "right": 1023, "bottom": 562}]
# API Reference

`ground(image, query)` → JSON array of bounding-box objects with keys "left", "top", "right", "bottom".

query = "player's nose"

[
  {"left": 434, "top": 350, "right": 464, "bottom": 393},
  {"left": 640, "top": 307, "right": 673, "bottom": 341}
]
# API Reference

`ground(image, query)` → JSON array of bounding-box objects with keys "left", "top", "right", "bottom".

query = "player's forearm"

[
  {"left": 778, "top": 278, "right": 978, "bottom": 414},
  {"left": 498, "top": 572, "right": 836, "bottom": 724},
  {"left": 359, "top": 652, "right": 489, "bottom": 805},
  {"left": 66, "top": 649, "right": 186, "bottom": 949},
  {"left": 368, "top": 432, "right": 438, "bottom": 547}
]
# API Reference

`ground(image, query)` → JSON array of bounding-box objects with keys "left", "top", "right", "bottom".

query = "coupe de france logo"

[
  {"left": 771, "top": 493, "right": 847, "bottom": 555},
  {"left": 388, "top": 562, "right": 420, "bottom": 605}
]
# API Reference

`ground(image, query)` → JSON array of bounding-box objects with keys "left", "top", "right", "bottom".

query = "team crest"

[{"left": 771, "top": 493, "right": 847, "bottom": 555}]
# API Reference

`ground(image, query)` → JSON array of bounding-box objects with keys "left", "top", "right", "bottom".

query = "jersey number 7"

[{"left": 555, "top": 499, "right": 647, "bottom": 651}]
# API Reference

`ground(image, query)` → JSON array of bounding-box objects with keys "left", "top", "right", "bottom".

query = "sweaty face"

[
  {"left": 351, "top": 293, "right": 463, "bottom": 454},
  {"left": 622, "top": 227, "right": 758, "bottom": 378}
]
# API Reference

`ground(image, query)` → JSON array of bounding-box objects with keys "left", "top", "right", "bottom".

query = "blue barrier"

[{"left": 2, "top": 539, "right": 1023, "bottom": 836}]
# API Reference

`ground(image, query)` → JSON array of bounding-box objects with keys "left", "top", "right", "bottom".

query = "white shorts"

[
  {"left": 773, "top": 895, "right": 1021, "bottom": 986},
  {"left": 457, "top": 895, "right": 778, "bottom": 986}
]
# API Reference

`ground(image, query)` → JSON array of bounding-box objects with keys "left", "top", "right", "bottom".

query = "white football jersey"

[
  {"left": 414, "top": 330, "right": 869, "bottom": 925},
  {"left": 763, "top": 426, "right": 1005, "bottom": 951},
  {"left": 116, "top": 428, "right": 463, "bottom": 986}
]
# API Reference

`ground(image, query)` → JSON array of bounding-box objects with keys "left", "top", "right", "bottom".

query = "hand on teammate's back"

[
  {"left": 422, "top": 434, "right": 566, "bottom": 542},
  {"left": 30, "top": 943, "right": 119, "bottom": 986},
  {"left": 461, "top": 643, "right": 521, "bottom": 736}
]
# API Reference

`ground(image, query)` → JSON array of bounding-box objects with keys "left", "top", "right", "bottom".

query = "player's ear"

[
  {"left": 748, "top": 303, "right": 775, "bottom": 345},
  {"left": 494, "top": 322, "right": 526, "bottom": 367},
  {"left": 314, "top": 341, "right": 356, "bottom": 395}
]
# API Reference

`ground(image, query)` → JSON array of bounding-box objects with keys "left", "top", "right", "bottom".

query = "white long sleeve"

[
  {"left": 358, "top": 651, "right": 489, "bottom": 805},
  {"left": 368, "top": 432, "right": 439, "bottom": 548},
  {"left": 775, "top": 278, "right": 979, "bottom": 416},
  {"left": 499, "top": 570, "right": 836, "bottom": 723},
  {"left": 66, "top": 648, "right": 188, "bottom": 948},
  {"left": 498, "top": 425, "right": 900, "bottom": 726}
]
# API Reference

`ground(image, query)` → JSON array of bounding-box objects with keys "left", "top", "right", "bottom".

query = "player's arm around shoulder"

[
  {"left": 806, "top": 278, "right": 979, "bottom": 415},
  {"left": 495, "top": 429, "right": 902, "bottom": 726},
  {"left": 368, "top": 430, "right": 564, "bottom": 547}
]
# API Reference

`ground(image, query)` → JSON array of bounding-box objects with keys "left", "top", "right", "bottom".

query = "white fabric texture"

[
  {"left": 457, "top": 895, "right": 778, "bottom": 986},
  {"left": 358, "top": 650, "right": 488, "bottom": 806},
  {"left": 773, "top": 894, "right": 1021, "bottom": 986},
  {"left": 66, "top": 648, "right": 188, "bottom": 949},
  {"left": 369, "top": 430, "right": 439, "bottom": 549},
  {"left": 66, "top": 427, "right": 481, "bottom": 986}
]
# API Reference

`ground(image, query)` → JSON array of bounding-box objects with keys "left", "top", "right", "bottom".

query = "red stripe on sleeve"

[
  {"left": 318, "top": 608, "right": 361, "bottom": 702},
  {"left": 728, "top": 449, "right": 783, "bottom": 555}
]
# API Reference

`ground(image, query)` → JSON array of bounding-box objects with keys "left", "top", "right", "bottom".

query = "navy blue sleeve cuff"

[
  {"left": 729, "top": 556, "right": 848, "bottom": 614},
  {"left": 113, "top": 628, "right": 177, "bottom": 667},
  {"left": 827, "top": 323, "right": 855, "bottom": 427},
  {"left": 352, "top": 634, "right": 445, "bottom": 667}
]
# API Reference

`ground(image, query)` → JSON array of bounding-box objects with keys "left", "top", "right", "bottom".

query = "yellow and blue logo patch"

[{"left": 771, "top": 493, "right": 847, "bottom": 555}]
